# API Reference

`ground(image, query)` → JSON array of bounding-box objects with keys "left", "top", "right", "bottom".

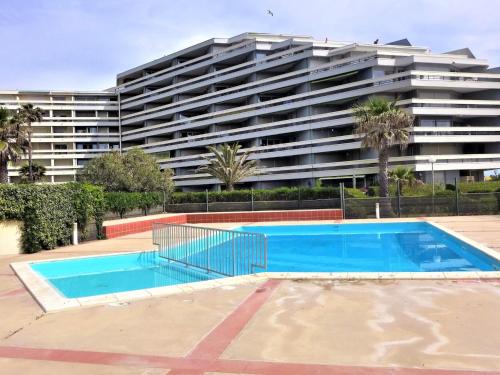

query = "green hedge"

[
  {"left": 168, "top": 187, "right": 343, "bottom": 204},
  {"left": 0, "top": 183, "right": 105, "bottom": 253},
  {"left": 458, "top": 180, "right": 500, "bottom": 193},
  {"left": 105, "top": 191, "right": 163, "bottom": 218},
  {"left": 69, "top": 183, "right": 106, "bottom": 240}
]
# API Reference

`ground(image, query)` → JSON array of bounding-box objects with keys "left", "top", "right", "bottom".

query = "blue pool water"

[
  {"left": 237, "top": 222, "right": 500, "bottom": 273},
  {"left": 31, "top": 252, "right": 219, "bottom": 298},
  {"left": 31, "top": 222, "right": 499, "bottom": 299}
]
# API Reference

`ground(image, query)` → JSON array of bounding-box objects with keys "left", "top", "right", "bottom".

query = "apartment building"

[
  {"left": 0, "top": 90, "right": 119, "bottom": 182},
  {"left": 2, "top": 32, "right": 500, "bottom": 188}
]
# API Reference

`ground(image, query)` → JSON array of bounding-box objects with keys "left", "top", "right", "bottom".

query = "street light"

[{"left": 428, "top": 156, "right": 437, "bottom": 196}]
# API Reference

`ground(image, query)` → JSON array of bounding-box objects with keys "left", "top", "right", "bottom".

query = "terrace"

[{"left": 2, "top": 216, "right": 500, "bottom": 374}]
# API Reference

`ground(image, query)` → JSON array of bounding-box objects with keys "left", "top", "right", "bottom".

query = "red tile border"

[
  {"left": 0, "top": 277, "right": 497, "bottom": 374},
  {"left": 0, "top": 287, "right": 26, "bottom": 298},
  {"left": 186, "top": 279, "right": 281, "bottom": 360},
  {"left": 103, "top": 210, "right": 343, "bottom": 238},
  {"left": 0, "top": 345, "right": 496, "bottom": 374}
]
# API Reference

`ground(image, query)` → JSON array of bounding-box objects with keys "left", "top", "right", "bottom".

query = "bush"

[
  {"left": 168, "top": 186, "right": 342, "bottom": 204},
  {"left": 0, "top": 183, "right": 108, "bottom": 253},
  {"left": 105, "top": 192, "right": 138, "bottom": 219},
  {"left": 105, "top": 191, "right": 164, "bottom": 218},
  {"left": 459, "top": 194, "right": 498, "bottom": 214},
  {"left": 68, "top": 183, "right": 106, "bottom": 240},
  {"left": 345, "top": 188, "right": 366, "bottom": 198},
  {"left": 137, "top": 192, "right": 163, "bottom": 215},
  {"left": 79, "top": 148, "right": 174, "bottom": 194},
  {"left": 459, "top": 180, "right": 500, "bottom": 193}
]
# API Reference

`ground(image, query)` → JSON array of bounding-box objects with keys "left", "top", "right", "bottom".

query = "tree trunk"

[
  {"left": 378, "top": 148, "right": 393, "bottom": 217},
  {"left": 378, "top": 147, "right": 389, "bottom": 198},
  {"left": 226, "top": 183, "right": 234, "bottom": 191},
  {"left": 0, "top": 157, "right": 8, "bottom": 184},
  {"left": 28, "top": 127, "right": 33, "bottom": 182}
]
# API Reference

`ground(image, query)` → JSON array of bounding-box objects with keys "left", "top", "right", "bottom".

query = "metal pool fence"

[
  {"left": 152, "top": 223, "right": 268, "bottom": 277},
  {"left": 344, "top": 192, "right": 500, "bottom": 218}
]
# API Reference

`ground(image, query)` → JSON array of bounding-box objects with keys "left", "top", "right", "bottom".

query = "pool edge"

[{"left": 10, "top": 218, "right": 500, "bottom": 313}]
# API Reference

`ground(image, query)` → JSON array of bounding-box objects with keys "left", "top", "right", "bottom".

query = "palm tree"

[
  {"left": 0, "top": 107, "right": 29, "bottom": 183},
  {"left": 19, "top": 162, "right": 47, "bottom": 183},
  {"left": 352, "top": 96, "right": 414, "bottom": 199},
  {"left": 18, "top": 104, "right": 43, "bottom": 182},
  {"left": 389, "top": 166, "right": 416, "bottom": 187},
  {"left": 197, "top": 143, "right": 257, "bottom": 191}
]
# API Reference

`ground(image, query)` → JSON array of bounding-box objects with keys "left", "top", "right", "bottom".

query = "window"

[
  {"left": 76, "top": 143, "right": 97, "bottom": 150},
  {"left": 435, "top": 119, "right": 451, "bottom": 127},
  {"left": 54, "top": 144, "right": 68, "bottom": 150},
  {"left": 419, "top": 118, "right": 452, "bottom": 127},
  {"left": 52, "top": 96, "right": 68, "bottom": 101}
]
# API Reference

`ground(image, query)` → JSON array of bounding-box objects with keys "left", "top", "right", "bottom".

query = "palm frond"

[{"left": 198, "top": 143, "right": 258, "bottom": 190}]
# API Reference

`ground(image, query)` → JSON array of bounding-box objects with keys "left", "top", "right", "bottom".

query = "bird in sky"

[
  {"left": 373, "top": 39, "right": 379, "bottom": 44},
  {"left": 267, "top": 9, "right": 274, "bottom": 16}
]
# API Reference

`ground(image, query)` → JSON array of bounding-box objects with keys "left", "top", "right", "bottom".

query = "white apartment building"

[
  {"left": 0, "top": 90, "right": 119, "bottom": 183},
  {"left": 2, "top": 33, "right": 500, "bottom": 189}
]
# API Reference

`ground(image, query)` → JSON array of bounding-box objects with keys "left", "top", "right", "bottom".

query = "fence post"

[
  {"left": 72, "top": 222, "right": 78, "bottom": 245},
  {"left": 251, "top": 188, "right": 254, "bottom": 211},
  {"left": 205, "top": 189, "right": 209, "bottom": 212},
  {"left": 455, "top": 177, "right": 459, "bottom": 216},
  {"left": 397, "top": 180, "right": 401, "bottom": 218},
  {"left": 231, "top": 232, "right": 236, "bottom": 276},
  {"left": 298, "top": 187, "right": 301, "bottom": 209},
  {"left": 340, "top": 182, "right": 345, "bottom": 219}
]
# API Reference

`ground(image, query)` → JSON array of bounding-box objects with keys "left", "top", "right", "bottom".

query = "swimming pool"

[
  {"left": 28, "top": 221, "right": 499, "bottom": 300},
  {"left": 237, "top": 222, "right": 500, "bottom": 273},
  {"left": 30, "top": 252, "right": 220, "bottom": 298}
]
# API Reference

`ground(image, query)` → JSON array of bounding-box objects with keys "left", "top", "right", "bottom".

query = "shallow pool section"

[
  {"left": 237, "top": 222, "right": 500, "bottom": 272},
  {"left": 31, "top": 252, "right": 219, "bottom": 298}
]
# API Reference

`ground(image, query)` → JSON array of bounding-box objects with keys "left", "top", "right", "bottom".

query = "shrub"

[
  {"left": 459, "top": 180, "right": 500, "bottom": 193},
  {"left": 0, "top": 183, "right": 108, "bottom": 252},
  {"left": 105, "top": 192, "right": 137, "bottom": 219},
  {"left": 104, "top": 191, "right": 165, "bottom": 218},
  {"left": 68, "top": 183, "right": 106, "bottom": 240},
  {"left": 459, "top": 194, "right": 498, "bottom": 215},
  {"left": 170, "top": 191, "right": 206, "bottom": 204},
  {"left": 168, "top": 186, "right": 342, "bottom": 204},
  {"left": 79, "top": 148, "right": 174, "bottom": 193},
  {"left": 137, "top": 192, "right": 163, "bottom": 215},
  {"left": 345, "top": 188, "right": 366, "bottom": 198},
  {"left": 0, "top": 184, "right": 74, "bottom": 252}
]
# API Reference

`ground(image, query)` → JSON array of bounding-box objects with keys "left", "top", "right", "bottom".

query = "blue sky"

[{"left": 1, "top": 0, "right": 499, "bottom": 91}]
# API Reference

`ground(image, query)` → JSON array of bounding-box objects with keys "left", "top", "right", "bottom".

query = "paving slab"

[
  {"left": 1, "top": 215, "right": 500, "bottom": 374},
  {"left": 221, "top": 278, "right": 500, "bottom": 372},
  {"left": 1, "top": 284, "right": 258, "bottom": 357},
  {"left": 0, "top": 358, "right": 167, "bottom": 375}
]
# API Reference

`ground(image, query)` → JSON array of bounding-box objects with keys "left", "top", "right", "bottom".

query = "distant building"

[
  {"left": 2, "top": 33, "right": 500, "bottom": 188},
  {"left": 0, "top": 90, "right": 119, "bottom": 183}
]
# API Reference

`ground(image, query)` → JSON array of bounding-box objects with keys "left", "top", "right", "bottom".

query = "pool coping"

[{"left": 10, "top": 219, "right": 500, "bottom": 313}]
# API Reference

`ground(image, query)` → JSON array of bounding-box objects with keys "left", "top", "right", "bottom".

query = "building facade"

[
  {"left": 2, "top": 32, "right": 500, "bottom": 188},
  {"left": 0, "top": 90, "right": 119, "bottom": 183}
]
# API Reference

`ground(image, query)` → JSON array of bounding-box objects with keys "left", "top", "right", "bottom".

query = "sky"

[{"left": 1, "top": 0, "right": 499, "bottom": 91}]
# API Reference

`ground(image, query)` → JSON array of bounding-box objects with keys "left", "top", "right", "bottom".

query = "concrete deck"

[{"left": 1, "top": 216, "right": 500, "bottom": 374}]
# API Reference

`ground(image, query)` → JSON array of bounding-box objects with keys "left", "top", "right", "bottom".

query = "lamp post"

[
  {"left": 429, "top": 156, "right": 437, "bottom": 215},
  {"left": 428, "top": 156, "right": 437, "bottom": 196}
]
